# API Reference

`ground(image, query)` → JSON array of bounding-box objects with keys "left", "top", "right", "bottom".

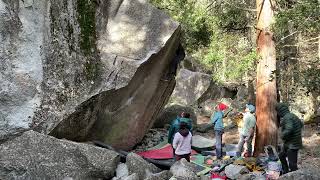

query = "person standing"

[
  {"left": 172, "top": 122, "right": 192, "bottom": 162},
  {"left": 237, "top": 104, "right": 256, "bottom": 157},
  {"left": 168, "top": 112, "right": 192, "bottom": 157},
  {"left": 276, "top": 103, "right": 303, "bottom": 174},
  {"left": 211, "top": 103, "right": 228, "bottom": 159}
]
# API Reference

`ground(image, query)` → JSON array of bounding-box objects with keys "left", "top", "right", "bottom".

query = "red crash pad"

[{"left": 137, "top": 144, "right": 197, "bottom": 159}]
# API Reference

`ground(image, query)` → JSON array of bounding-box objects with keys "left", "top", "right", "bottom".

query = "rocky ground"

[
  {"left": 0, "top": 123, "right": 318, "bottom": 180},
  {"left": 134, "top": 120, "right": 320, "bottom": 179},
  {"left": 137, "top": 123, "right": 320, "bottom": 168}
]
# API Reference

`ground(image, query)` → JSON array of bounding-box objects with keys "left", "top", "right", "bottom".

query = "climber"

[
  {"left": 168, "top": 112, "right": 193, "bottom": 157},
  {"left": 211, "top": 103, "right": 228, "bottom": 159},
  {"left": 276, "top": 103, "right": 303, "bottom": 174},
  {"left": 172, "top": 121, "right": 192, "bottom": 162},
  {"left": 236, "top": 104, "right": 256, "bottom": 157}
]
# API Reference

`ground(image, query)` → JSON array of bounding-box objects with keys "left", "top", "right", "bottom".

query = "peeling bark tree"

[{"left": 254, "top": 0, "right": 278, "bottom": 156}]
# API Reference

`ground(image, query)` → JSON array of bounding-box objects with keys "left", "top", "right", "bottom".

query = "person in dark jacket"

[
  {"left": 168, "top": 112, "right": 193, "bottom": 144},
  {"left": 276, "top": 103, "right": 303, "bottom": 174},
  {"left": 168, "top": 112, "right": 193, "bottom": 157}
]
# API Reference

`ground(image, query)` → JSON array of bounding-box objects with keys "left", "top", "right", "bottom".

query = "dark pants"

[
  {"left": 175, "top": 153, "right": 191, "bottom": 162},
  {"left": 215, "top": 130, "right": 223, "bottom": 159},
  {"left": 279, "top": 148, "right": 299, "bottom": 174}
]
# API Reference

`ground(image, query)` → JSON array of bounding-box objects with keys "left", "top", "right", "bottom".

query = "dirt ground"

[{"left": 195, "top": 120, "right": 320, "bottom": 169}]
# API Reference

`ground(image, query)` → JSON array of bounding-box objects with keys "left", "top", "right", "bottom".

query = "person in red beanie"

[{"left": 211, "top": 103, "right": 228, "bottom": 159}]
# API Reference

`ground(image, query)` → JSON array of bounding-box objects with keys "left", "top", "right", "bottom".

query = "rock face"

[
  {"left": 153, "top": 104, "right": 197, "bottom": 128},
  {"left": 170, "top": 159, "right": 198, "bottom": 180},
  {"left": 278, "top": 168, "right": 320, "bottom": 180},
  {"left": 0, "top": 0, "right": 180, "bottom": 150},
  {"left": 126, "top": 153, "right": 161, "bottom": 180},
  {"left": 170, "top": 69, "right": 212, "bottom": 106},
  {"left": 225, "top": 164, "right": 249, "bottom": 180},
  {"left": 0, "top": 130, "right": 120, "bottom": 179}
]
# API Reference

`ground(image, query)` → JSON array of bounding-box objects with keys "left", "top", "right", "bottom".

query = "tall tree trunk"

[{"left": 254, "top": 0, "right": 278, "bottom": 156}]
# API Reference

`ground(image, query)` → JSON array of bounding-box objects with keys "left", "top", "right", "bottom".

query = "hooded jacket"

[
  {"left": 276, "top": 103, "right": 303, "bottom": 149},
  {"left": 168, "top": 117, "right": 193, "bottom": 144},
  {"left": 211, "top": 111, "right": 224, "bottom": 131}
]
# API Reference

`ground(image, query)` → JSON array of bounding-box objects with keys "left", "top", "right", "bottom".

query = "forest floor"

[
  {"left": 195, "top": 123, "right": 320, "bottom": 170},
  {"left": 137, "top": 117, "right": 320, "bottom": 169}
]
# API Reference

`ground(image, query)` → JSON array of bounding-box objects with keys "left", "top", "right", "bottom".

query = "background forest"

[{"left": 150, "top": 0, "right": 320, "bottom": 121}]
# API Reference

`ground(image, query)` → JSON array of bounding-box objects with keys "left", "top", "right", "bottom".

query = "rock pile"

[{"left": 134, "top": 129, "right": 167, "bottom": 151}]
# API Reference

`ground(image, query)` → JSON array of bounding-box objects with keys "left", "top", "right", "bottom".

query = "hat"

[
  {"left": 217, "top": 103, "right": 228, "bottom": 111},
  {"left": 246, "top": 104, "right": 255, "bottom": 113}
]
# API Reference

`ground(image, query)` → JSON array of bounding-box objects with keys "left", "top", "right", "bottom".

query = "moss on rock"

[{"left": 77, "top": 0, "right": 97, "bottom": 55}]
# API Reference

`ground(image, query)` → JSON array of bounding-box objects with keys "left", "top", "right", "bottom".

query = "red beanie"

[{"left": 218, "top": 103, "right": 228, "bottom": 111}]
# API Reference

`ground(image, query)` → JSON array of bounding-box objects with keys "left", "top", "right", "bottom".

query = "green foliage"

[
  {"left": 77, "top": 0, "right": 98, "bottom": 80},
  {"left": 150, "top": 0, "right": 257, "bottom": 82},
  {"left": 274, "top": 0, "right": 319, "bottom": 94},
  {"left": 275, "top": 0, "right": 320, "bottom": 36},
  {"left": 77, "top": 0, "right": 97, "bottom": 55},
  {"left": 301, "top": 59, "right": 320, "bottom": 94}
]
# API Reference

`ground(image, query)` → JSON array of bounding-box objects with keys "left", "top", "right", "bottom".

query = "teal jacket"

[
  {"left": 276, "top": 103, "right": 303, "bottom": 149},
  {"left": 211, "top": 111, "right": 224, "bottom": 131},
  {"left": 168, "top": 117, "right": 192, "bottom": 144}
]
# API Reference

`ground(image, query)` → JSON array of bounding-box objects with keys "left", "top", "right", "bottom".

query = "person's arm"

[
  {"left": 168, "top": 125, "right": 176, "bottom": 144},
  {"left": 281, "top": 118, "right": 293, "bottom": 140},
  {"left": 188, "top": 119, "right": 193, "bottom": 132},
  {"left": 172, "top": 133, "right": 180, "bottom": 150}
]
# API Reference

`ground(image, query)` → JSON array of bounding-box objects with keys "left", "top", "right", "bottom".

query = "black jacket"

[{"left": 276, "top": 103, "right": 303, "bottom": 149}]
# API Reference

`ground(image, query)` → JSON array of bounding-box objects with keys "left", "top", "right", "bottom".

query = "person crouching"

[{"left": 172, "top": 122, "right": 192, "bottom": 162}]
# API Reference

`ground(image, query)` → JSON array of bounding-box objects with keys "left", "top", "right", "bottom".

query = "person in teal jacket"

[
  {"left": 168, "top": 112, "right": 193, "bottom": 144},
  {"left": 211, "top": 103, "right": 228, "bottom": 159}
]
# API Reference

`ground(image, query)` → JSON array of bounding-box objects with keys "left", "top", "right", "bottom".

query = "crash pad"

[
  {"left": 201, "top": 144, "right": 238, "bottom": 157},
  {"left": 190, "top": 154, "right": 212, "bottom": 175},
  {"left": 190, "top": 154, "right": 206, "bottom": 165},
  {"left": 191, "top": 135, "right": 215, "bottom": 152},
  {"left": 137, "top": 144, "right": 197, "bottom": 159},
  {"left": 193, "top": 163, "right": 212, "bottom": 176},
  {"left": 148, "top": 140, "right": 168, "bottom": 150}
]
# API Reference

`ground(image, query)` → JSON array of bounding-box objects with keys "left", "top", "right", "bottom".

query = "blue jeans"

[{"left": 215, "top": 130, "right": 223, "bottom": 159}]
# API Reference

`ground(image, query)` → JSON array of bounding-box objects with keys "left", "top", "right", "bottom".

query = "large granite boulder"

[
  {"left": 0, "top": 130, "right": 120, "bottom": 180},
  {"left": 169, "top": 69, "right": 212, "bottom": 106},
  {"left": 0, "top": 0, "right": 180, "bottom": 150}
]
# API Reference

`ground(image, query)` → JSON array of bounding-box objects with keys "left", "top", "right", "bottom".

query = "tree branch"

[{"left": 279, "top": 31, "right": 299, "bottom": 41}]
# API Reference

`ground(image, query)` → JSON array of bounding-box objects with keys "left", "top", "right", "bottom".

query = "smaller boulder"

[
  {"left": 225, "top": 164, "right": 249, "bottom": 180},
  {"left": 170, "top": 159, "right": 198, "bottom": 180},
  {"left": 123, "top": 173, "right": 139, "bottom": 180},
  {"left": 0, "top": 131, "right": 120, "bottom": 180},
  {"left": 145, "top": 170, "right": 170, "bottom": 180},
  {"left": 126, "top": 153, "right": 161, "bottom": 179},
  {"left": 278, "top": 169, "right": 320, "bottom": 180},
  {"left": 192, "top": 135, "right": 215, "bottom": 151},
  {"left": 239, "top": 172, "right": 266, "bottom": 180},
  {"left": 115, "top": 163, "right": 129, "bottom": 179}
]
